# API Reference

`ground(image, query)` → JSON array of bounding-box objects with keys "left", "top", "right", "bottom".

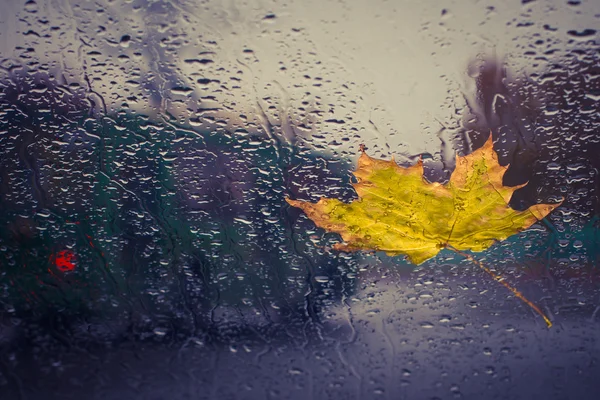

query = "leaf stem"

[{"left": 445, "top": 245, "right": 552, "bottom": 328}]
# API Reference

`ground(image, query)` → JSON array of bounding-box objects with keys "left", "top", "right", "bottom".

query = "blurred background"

[{"left": 0, "top": 0, "right": 599, "bottom": 399}]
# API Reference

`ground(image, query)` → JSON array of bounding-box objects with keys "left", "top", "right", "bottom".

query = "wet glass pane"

[{"left": 1, "top": 0, "right": 599, "bottom": 399}]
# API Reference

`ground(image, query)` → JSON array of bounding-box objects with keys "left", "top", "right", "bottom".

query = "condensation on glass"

[{"left": 0, "top": 0, "right": 599, "bottom": 399}]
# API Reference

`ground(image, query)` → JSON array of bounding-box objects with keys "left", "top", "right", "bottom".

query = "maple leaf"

[{"left": 287, "top": 134, "right": 561, "bottom": 326}]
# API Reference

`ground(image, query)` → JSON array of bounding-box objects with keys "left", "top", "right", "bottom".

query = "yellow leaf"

[
  {"left": 287, "top": 134, "right": 561, "bottom": 326},
  {"left": 287, "top": 134, "right": 559, "bottom": 263}
]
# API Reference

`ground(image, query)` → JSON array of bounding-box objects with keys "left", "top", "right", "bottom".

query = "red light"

[{"left": 54, "top": 250, "right": 76, "bottom": 272}]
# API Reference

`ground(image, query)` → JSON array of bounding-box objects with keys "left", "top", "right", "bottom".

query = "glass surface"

[{"left": 0, "top": 0, "right": 599, "bottom": 399}]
